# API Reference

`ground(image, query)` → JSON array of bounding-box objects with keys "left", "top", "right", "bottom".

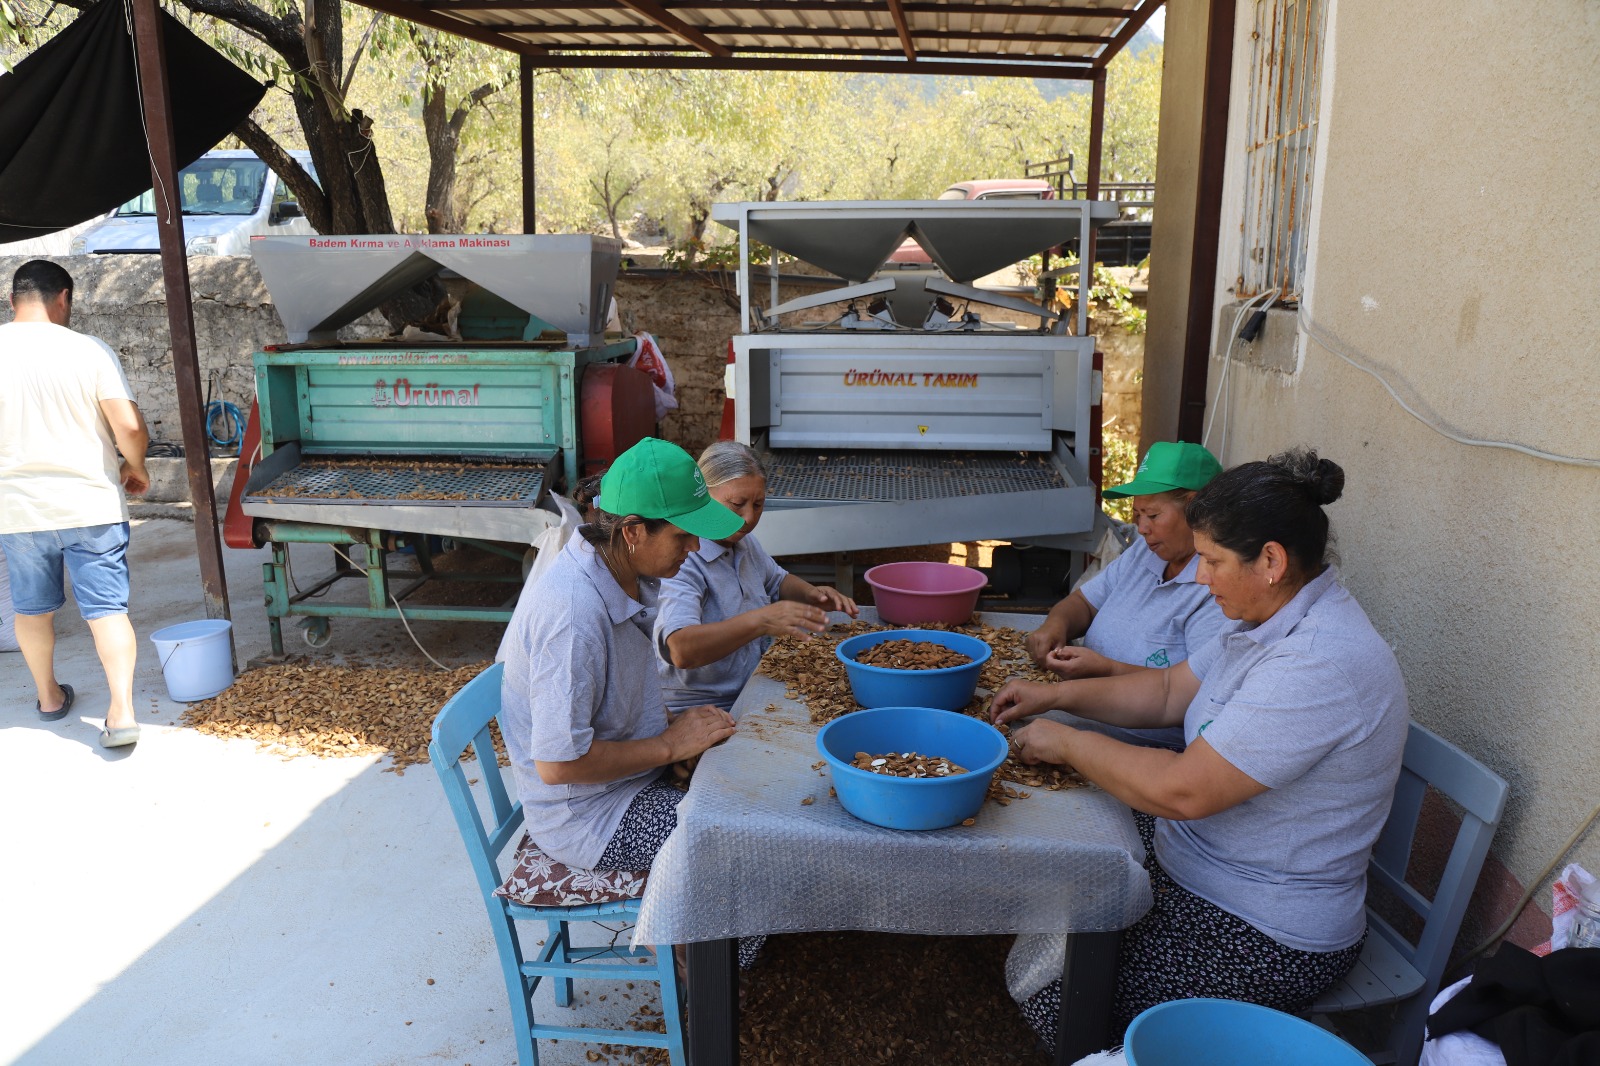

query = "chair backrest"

[
  {"left": 429, "top": 662, "right": 523, "bottom": 901},
  {"left": 1366, "top": 721, "right": 1509, "bottom": 993}
]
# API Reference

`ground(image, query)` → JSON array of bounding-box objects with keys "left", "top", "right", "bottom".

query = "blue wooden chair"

[
  {"left": 429, "top": 663, "right": 685, "bottom": 1066},
  {"left": 1311, "top": 721, "right": 1509, "bottom": 1065}
]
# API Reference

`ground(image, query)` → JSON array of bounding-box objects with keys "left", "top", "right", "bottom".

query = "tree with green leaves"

[
  {"left": 1054, "top": 43, "right": 1163, "bottom": 188},
  {"left": 367, "top": 20, "right": 512, "bottom": 233}
]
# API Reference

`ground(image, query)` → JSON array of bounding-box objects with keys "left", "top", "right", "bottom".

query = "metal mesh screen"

[
  {"left": 764, "top": 450, "right": 1064, "bottom": 504},
  {"left": 248, "top": 459, "right": 546, "bottom": 507}
]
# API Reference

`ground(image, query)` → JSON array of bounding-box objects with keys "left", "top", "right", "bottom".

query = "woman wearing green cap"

[
  {"left": 1024, "top": 440, "right": 1228, "bottom": 750},
  {"left": 498, "top": 437, "right": 749, "bottom": 881},
  {"left": 993, "top": 449, "right": 1408, "bottom": 1051}
]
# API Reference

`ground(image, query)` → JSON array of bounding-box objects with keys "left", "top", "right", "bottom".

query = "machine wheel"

[{"left": 301, "top": 617, "right": 332, "bottom": 648}]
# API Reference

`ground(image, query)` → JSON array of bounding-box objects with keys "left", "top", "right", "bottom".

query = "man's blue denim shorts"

[{"left": 0, "top": 522, "right": 131, "bottom": 621}]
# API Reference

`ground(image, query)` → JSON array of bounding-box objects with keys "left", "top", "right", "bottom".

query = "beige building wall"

[
  {"left": 1200, "top": 0, "right": 1600, "bottom": 922},
  {"left": 1139, "top": 0, "right": 1213, "bottom": 451}
]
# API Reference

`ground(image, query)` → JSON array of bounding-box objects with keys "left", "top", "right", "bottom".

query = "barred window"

[{"left": 1238, "top": 0, "right": 1328, "bottom": 300}]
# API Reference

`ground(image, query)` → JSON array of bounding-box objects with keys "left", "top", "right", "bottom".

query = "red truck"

[{"left": 883, "top": 179, "right": 1054, "bottom": 270}]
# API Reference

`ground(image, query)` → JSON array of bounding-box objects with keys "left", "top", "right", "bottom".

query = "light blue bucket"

[
  {"left": 150, "top": 619, "right": 235, "bottom": 702},
  {"left": 1124, "top": 998, "right": 1368, "bottom": 1066}
]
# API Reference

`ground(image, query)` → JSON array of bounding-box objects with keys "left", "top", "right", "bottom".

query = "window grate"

[{"left": 1239, "top": 0, "right": 1328, "bottom": 300}]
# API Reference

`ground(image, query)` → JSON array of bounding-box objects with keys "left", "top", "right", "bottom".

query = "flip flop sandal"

[
  {"left": 100, "top": 725, "right": 141, "bottom": 749},
  {"left": 37, "top": 684, "right": 75, "bottom": 722}
]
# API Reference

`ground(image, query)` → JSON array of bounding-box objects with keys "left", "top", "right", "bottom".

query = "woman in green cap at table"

[
  {"left": 995, "top": 448, "right": 1408, "bottom": 1050},
  {"left": 1024, "top": 440, "right": 1228, "bottom": 751},
  {"left": 498, "top": 436, "right": 747, "bottom": 880}
]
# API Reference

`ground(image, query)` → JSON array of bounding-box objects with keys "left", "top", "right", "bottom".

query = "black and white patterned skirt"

[
  {"left": 1018, "top": 814, "right": 1364, "bottom": 1051},
  {"left": 596, "top": 779, "right": 766, "bottom": 970}
]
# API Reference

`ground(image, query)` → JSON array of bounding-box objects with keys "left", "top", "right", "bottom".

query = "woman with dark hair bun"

[{"left": 991, "top": 447, "right": 1409, "bottom": 1049}]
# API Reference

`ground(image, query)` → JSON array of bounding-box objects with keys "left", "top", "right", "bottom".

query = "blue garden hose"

[{"left": 205, "top": 400, "right": 244, "bottom": 453}]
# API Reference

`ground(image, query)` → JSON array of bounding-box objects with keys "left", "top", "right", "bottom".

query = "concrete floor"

[{"left": 1, "top": 515, "right": 656, "bottom": 1066}]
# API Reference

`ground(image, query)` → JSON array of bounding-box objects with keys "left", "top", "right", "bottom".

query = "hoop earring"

[{"left": 627, "top": 540, "right": 636, "bottom": 555}]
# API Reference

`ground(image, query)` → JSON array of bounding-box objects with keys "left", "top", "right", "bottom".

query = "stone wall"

[
  {"left": 1095, "top": 309, "right": 1145, "bottom": 444},
  {"left": 2, "top": 255, "right": 1144, "bottom": 461},
  {"left": 0, "top": 255, "right": 383, "bottom": 444}
]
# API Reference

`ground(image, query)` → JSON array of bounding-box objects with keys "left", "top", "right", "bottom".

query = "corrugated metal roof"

[{"left": 350, "top": 0, "right": 1164, "bottom": 80}]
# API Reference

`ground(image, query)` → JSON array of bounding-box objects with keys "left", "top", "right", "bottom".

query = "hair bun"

[
  {"left": 1310, "top": 458, "right": 1345, "bottom": 505},
  {"left": 1267, "top": 446, "right": 1344, "bottom": 505}
]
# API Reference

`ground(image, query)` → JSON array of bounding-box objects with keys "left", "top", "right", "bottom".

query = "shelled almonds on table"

[{"left": 853, "top": 639, "right": 973, "bottom": 670}]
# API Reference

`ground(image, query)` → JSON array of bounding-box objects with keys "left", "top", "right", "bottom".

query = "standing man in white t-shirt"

[{"left": 0, "top": 261, "right": 150, "bottom": 749}]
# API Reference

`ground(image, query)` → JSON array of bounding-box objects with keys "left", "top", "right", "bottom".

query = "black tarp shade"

[{"left": 0, "top": 0, "right": 266, "bottom": 242}]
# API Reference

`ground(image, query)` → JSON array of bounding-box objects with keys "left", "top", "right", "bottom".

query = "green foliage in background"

[
  {"left": 1100, "top": 428, "right": 1140, "bottom": 523},
  {"left": 1, "top": 8, "right": 1162, "bottom": 246},
  {"left": 1046, "top": 253, "right": 1147, "bottom": 336}
]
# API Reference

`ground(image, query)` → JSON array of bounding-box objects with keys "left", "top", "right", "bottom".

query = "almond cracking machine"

[
  {"left": 225, "top": 234, "right": 655, "bottom": 655},
  {"left": 711, "top": 198, "right": 1119, "bottom": 574}
]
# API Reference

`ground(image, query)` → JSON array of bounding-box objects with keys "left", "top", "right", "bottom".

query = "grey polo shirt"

[
  {"left": 655, "top": 534, "right": 788, "bottom": 713},
  {"left": 1073, "top": 539, "right": 1228, "bottom": 749},
  {"left": 1157, "top": 565, "right": 1410, "bottom": 952},
  {"left": 500, "top": 533, "right": 667, "bottom": 869}
]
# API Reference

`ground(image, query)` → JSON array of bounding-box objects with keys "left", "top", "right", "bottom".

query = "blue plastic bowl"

[
  {"left": 835, "top": 629, "right": 992, "bottom": 711},
  {"left": 815, "top": 706, "right": 1009, "bottom": 830},
  {"left": 1124, "top": 999, "right": 1368, "bottom": 1066}
]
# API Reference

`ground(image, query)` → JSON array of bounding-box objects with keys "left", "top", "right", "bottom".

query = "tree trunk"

[
  {"left": 422, "top": 81, "right": 497, "bottom": 234},
  {"left": 606, "top": 177, "right": 622, "bottom": 240},
  {"left": 422, "top": 87, "right": 462, "bottom": 234},
  {"left": 686, "top": 207, "right": 710, "bottom": 262}
]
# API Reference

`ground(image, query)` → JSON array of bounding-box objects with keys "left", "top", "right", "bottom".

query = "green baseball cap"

[
  {"left": 1102, "top": 441, "right": 1223, "bottom": 499},
  {"left": 598, "top": 437, "right": 744, "bottom": 540}
]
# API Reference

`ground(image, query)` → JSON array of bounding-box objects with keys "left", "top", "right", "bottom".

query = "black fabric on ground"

[
  {"left": 0, "top": 0, "right": 266, "bottom": 242},
  {"left": 1426, "top": 944, "right": 1600, "bottom": 1066}
]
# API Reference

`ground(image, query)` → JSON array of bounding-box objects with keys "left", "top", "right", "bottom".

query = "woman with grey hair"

[{"left": 656, "top": 440, "right": 858, "bottom": 713}]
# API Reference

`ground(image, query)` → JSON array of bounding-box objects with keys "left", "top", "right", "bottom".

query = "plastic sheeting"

[
  {"left": 633, "top": 611, "right": 1152, "bottom": 947},
  {"left": 0, "top": 0, "right": 266, "bottom": 243},
  {"left": 1421, "top": 978, "right": 1506, "bottom": 1066}
]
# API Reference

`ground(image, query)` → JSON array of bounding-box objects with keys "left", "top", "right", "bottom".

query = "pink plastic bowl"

[{"left": 864, "top": 562, "right": 988, "bottom": 626}]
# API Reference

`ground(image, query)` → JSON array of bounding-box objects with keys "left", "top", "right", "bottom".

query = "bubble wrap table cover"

[{"left": 634, "top": 611, "right": 1153, "bottom": 946}]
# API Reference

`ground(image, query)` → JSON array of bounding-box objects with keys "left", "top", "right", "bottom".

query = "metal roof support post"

[
  {"left": 520, "top": 54, "right": 536, "bottom": 232},
  {"left": 1086, "top": 67, "right": 1107, "bottom": 274},
  {"left": 1177, "top": 0, "right": 1237, "bottom": 443},
  {"left": 127, "top": 0, "right": 235, "bottom": 635},
  {"left": 737, "top": 211, "right": 751, "bottom": 332}
]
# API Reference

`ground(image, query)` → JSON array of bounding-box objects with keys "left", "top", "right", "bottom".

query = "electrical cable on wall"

[
  {"left": 1297, "top": 309, "right": 1600, "bottom": 469},
  {"left": 1202, "top": 288, "right": 1278, "bottom": 460}
]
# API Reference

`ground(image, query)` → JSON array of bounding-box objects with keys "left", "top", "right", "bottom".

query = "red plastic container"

[{"left": 864, "top": 562, "right": 988, "bottom": 625}]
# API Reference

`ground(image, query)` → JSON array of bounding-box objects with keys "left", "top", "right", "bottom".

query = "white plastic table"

[{"left": 634, "top": 610, "right": 1153, "bottom": 1064}]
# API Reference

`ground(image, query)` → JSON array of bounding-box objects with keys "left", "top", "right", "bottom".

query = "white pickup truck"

[{"left": 70, "top": 149, "right": 319, "bottom": 256}]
